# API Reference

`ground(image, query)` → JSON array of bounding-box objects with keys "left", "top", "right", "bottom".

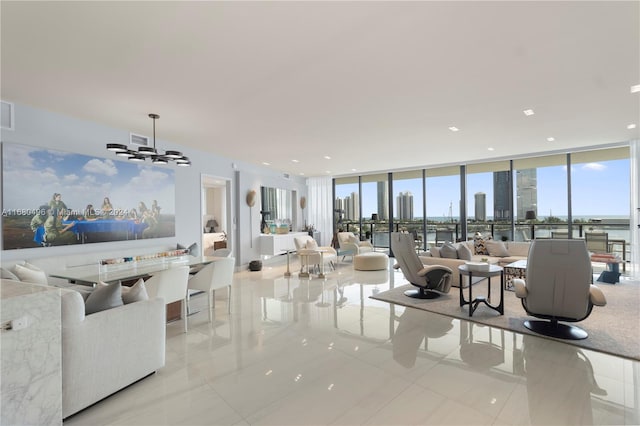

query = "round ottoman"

[{"left": 354, "top": 252, "right": 389, "bottom": 271}]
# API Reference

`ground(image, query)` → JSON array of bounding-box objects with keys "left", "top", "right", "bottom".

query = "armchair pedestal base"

[
  {"left": 524, "top": 319, "right": 588, "bottom": 340},
  {"left": 404, "top": 288, "right": 441, "bottom": 299}
]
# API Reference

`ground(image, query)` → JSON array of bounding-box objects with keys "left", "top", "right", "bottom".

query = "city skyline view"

[{"left": 336, "top": 158, "right": 630, "bottom": 221}]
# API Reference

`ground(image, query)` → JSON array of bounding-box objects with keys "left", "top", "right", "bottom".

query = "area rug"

[{"left": 370, "top": 278, "right": 640, "bottom": 361}]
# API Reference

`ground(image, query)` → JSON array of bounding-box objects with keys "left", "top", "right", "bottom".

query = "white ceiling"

[{"left": 2, "top": 1, "right": 638, "bottom": 177}]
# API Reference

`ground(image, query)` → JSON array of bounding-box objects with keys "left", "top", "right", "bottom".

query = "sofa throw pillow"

[
  {"left": 13, "top": 262, "right": 48, "bottom": 285},
  {"left": 429, "top": 247, "right": 441, "bottom": 258},
  {"left": 486, "top": 240, "right": 510, "bottom": 257},
  {"left": 1, "top": 267, "right": 20, "bottom": 281},
  {"left": 473, "top": 232, "right": 492, "bottom": 255},
  {"left": 306, "top": 239, "right": 318, "bottom": 250},
  {"left": 85, "top": 280, "right": 123, "bottom": 315},
  {"left": 347, "top": 234, "right": 359, "bottom": 244},
  {"left": 121, "top": 278, "right": 149, "bottom": 304},
  {"left": 457, "top": 243, "right": 473, "bottom": 261},
  {"left": 440, "top": 242, "right": 459, "bottom": 259}
]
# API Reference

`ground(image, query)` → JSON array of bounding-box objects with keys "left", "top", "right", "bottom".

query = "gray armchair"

[
  {"left": 390, "top": 232, "right": 453, "bottom": 299},
  {"left": 513, "top": 239, "right": 606, "bottom": 340}
]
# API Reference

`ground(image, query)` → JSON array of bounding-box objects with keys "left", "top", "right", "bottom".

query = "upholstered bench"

[{"left": 354, "top": 252, "right": 389, "bottom": 271}]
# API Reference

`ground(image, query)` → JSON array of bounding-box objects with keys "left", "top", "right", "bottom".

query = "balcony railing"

[{"left": 337, "top": 219, "right": 631, "bottom": 264}]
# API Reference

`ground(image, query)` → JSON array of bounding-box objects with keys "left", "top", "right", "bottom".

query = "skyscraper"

[
  {"left": 475, "top": 192, "right": 486, "bottom": 221},
  {"left": 343, "top": 192, "right": 359, "bottom": 220},
  {"left": 493, "top": 171, "right": 511, "bottom": 221},
  {"left": 377, "top": 181, "right": 389, "bottom": 220},
  {"left": 516, "top": 169, "right": 537, "bottom": 220},
  {"left": 396, "top": 191, "right": 414, "bottom": 220}
]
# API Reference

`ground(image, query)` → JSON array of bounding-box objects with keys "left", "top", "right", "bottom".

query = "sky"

[
  {"left": 2, "top": 143, "right": 176, "bottom": 216},
  {"left": 336, "top": 158, "right": 631, "bottom": 220}
]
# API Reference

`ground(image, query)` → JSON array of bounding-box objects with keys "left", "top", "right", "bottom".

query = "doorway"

[{"left": 201, "top": 174, "right": 232, "bottom": 256}]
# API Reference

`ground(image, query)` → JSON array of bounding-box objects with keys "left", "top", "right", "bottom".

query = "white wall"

[{"left": 0, "top": 103, "right": 307, "bottom": 268}]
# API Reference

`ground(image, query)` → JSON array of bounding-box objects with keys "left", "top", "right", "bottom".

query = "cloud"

[
  {"left": 582, "top": 162, "right": 606, "bottom": 171},
  {"left": 129, "top": 168, "right": 171, "bottom": 191},
  {"left": 83, "top": 158, "right": 117, "bottom": 176},
  {"left": 2, "top": 144, "right": 36, "bottom": 170},
  {"left": 63, "top": 174, "right": 79, "bottom": 183}
]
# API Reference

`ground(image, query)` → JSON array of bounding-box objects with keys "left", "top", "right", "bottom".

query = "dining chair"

[
  {"left": 551, "top": 230, "right": 569, "bottom": 239},
  {"left": 584, "top": 232, "right": 609, "bottom": 254},
  {"left": 187, "top": 257, "right": 235, "bottom": 323},
  {"left": 435, "top": 229, "right": 454, "bottom": 246},
  {"left": 144, "top": 265, "right": 190, "bottom": 333}
]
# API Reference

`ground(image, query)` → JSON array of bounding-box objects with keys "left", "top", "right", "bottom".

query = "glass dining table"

[{"left": 49, "top": 255, "right": 225, "bottom": 286}]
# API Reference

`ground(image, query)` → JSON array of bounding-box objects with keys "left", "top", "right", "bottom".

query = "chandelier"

[{"left": 106, "top": 113, "right": 191, "bottom": 166}]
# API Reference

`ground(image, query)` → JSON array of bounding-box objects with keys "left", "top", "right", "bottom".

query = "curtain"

[
  {"left": 307, "top": 176, "right": 333, "bottom": 246},
  {"left": 630, "top": 140, "right": 639, "bottom": 279}
]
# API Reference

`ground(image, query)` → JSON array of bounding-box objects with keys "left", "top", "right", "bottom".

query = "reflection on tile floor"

[{"left": 65, "top": 258, "right": 640, "bottom": 425}]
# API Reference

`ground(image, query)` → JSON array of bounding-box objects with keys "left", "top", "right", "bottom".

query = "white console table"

[{"left": 260, "top": 232, "right": 308, "bottom": 256}]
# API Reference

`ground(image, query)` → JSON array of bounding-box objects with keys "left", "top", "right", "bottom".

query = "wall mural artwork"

[{"left": 1, "top": 143, "right": 176, "bottom": 250}]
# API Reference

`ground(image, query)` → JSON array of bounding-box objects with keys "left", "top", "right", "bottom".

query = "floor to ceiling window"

[
  {"left": 570, "top": 147, "right": 630, "bottom": 262},
  {"left": 333, "top": 143, "right": 634, "bottom": 269},
  {"left": 392, "top": 170, "right": 425, "bottom": 250},
  {"left": 466, "top": 161, "right": 512, "bottom": 241},
  {"left": 361, "top": 173, "right": 388, "bottom": 248},
  {"left": 425, "top": 166, "right": 460, "bottom": 245},
  {"left": 513, "top": 154, "right": 568, "bottom": 240},
  {"left": 334, "top": 176, "right": 360, "bottom": 236}
]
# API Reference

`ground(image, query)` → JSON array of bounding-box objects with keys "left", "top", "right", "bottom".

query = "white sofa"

[
  {"left": 61, "top": 288, "right": 166, "bottom": 418},
  {"left": 2, "top": 249, "right": 169, "bottom": 419},
  {"left": 419, "top": 240, "right": 531, "bottom": 287}
]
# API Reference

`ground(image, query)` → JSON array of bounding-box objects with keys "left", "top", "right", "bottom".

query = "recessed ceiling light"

[
  {"left": 547, "top": 137, "right": 555, "bottom": 142},
  {"left": 325, "top": 170, "right": 331, "bottom": 174},
  {"left": 324, "top": 156, "right": 331, "bottom": 160},
  {"left": 292, "top": 159, "right": 299, "bottom": 163},
  {"left": 351, "top": 168, "right": 357, "bottom": 172},
  {"left": 523, "top": 109, "right": 535, "bottom": 116},
  {"left": 627, "top": 124, "right": 637, "bottom": 129},
  {"left": 299, "top": 172, "right": 305, "bottom": 176},
  {"left": 262, "top": 162, "right": 270, "bottom": 166},
  {"left": 488, "top": 147, "right": 495, "bottom": 151},
  {"left": 631, "top": 84, "right": 640, "bottom": 93},
  {"left": 448, "top": 126, "right": 459, "bottom": 132}
]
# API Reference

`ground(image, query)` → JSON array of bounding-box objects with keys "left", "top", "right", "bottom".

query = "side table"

[
  {"left": 504, "top": 259, "right": 527, "bottom": 291},
  {"left": 458, "top": 264, "right": 504, "bottom": 317},
  {"left": 297, "top": 249, "right": 319, "bottom": 278}
]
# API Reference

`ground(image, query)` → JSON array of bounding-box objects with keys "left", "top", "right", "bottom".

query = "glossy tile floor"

[{"left": 65, "top": 258, "right": 640, "bottom": 425}]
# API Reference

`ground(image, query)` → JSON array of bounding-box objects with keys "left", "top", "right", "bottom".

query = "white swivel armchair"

[
  {"left": 337, "top": 232, "right": 374, "bottom": 256},
  {"left": 145, "top": 265, "right": 190, "bottom": 333},
  {"left": 187, "top": 257, "right": 235, "bottom": 322},
  {"left": 513, "top": 239, "right": 606, "bottom": 340},
  {"left": 391, "top": 232, "right": 453, "bottom": 299}
]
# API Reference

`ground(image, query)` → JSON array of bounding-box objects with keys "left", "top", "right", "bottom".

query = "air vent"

[
  {"left": 283, "top": 173, "right": 290, "bottom": 179},
  {"left": 1, "top": 101, "right": 14, "bottom": 130},
  {"left": 130, "top": 132, "right": 149, "bottom": 146}
]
